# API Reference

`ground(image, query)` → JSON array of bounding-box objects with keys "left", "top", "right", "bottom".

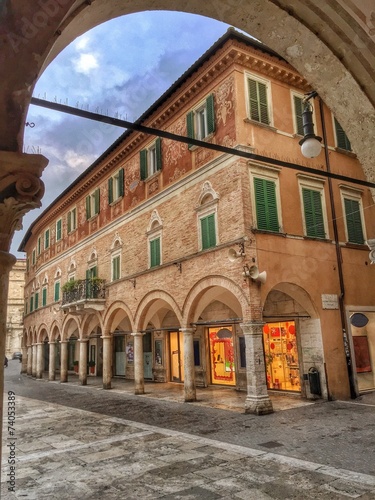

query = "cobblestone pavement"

[{"left": 2, "top": 360, "right": 375, "bottom": 499}]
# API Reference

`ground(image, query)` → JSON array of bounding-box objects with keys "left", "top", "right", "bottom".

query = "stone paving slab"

[{"left": 2, "top": 396, "right": 375, "bottom": 499}]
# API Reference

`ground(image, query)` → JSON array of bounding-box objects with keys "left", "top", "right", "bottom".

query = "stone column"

[
  {"left": 79, "top": 339, "right": 88, "bottom": 386},
  {"left": 21, "top": 346, "right": 27, "bottom": 373},
  {"left": 241, "top": 322, "right": 273, "bottom": 415},
  {"left": 48, "top": 342, "right": 56, "bottom": 381},
  {"left": 181, "top": 328, "right": 196, "bottom": 402},
  {"left": 101, "top": 335, "right": 112, "bottom": 390},
  {"left": 31, "top": 344, "right": 37, "bottom": 377},
  {"left": 60, "top": 340, "right": 68, "bottom": 383},
  {"left": 132, "top": 332, "right": 144, "bottom": 395},
  {"left": 36, "top": 343, "right": 44, "bottom": 379},
  {"left": 27, "top": 345, "right": 32, "bottom": 375}
]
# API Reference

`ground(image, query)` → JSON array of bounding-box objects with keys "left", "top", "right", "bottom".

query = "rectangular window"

[
  {"left": 108, "top": 168, "right": 124, "bottom": 204},
  {"left": 67, "top": 208, "right": 77, "bottom": 233},
  {"left": 187, "top": 94, "right": 215, "bottom": 147},
  {"left": 334, "top": 118, "right": 351, "bottom": 151},
  {"left": 293, "top": 95, "right": 304, "bottom": 136},
  {"left": 56, "top": 219, "right": 62, "bottom": 241},
  {"left": 44, "top": 229, "right": 50, "bottom": 249},
  {"left": 86, "top": 188, "right": 100, "bottom": 219},
  {"left": 150, "top": 237, "right": 161, "bottom": 268},
  {"left": 302, "top": 188, "right": 326, "bottom": 238},
  {"left": 140, "top": 139, "right": 162, "bottom": 180},
  {"left": 112, "top": 255, "right": 121, "bottom": 281},
  {"left": 200, "top": 213, "right": 216, "bottom": 250},
  {"left": 254, "top": 177, "right": 279, "bottom": 232},
  {"left": 42, "top": 287, "right": 47, "bottom": 307},
  {"left": 54, "top": 281, "right": 60, "bottom": 302},
  {"left": 344, "top": 197, "right": 364, "bottom": 244},
  {"left": 247, "top": 77, "right": 270, "bottom": 125}
]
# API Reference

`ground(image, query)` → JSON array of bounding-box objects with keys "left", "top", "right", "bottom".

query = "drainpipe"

[{"left": 318, "top": 98, "right": 357, "bottom": 399}]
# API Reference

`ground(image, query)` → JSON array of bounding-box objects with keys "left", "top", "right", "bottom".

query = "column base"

[{"left": 244, "top": 395, "right": 273, "bottom": 415}]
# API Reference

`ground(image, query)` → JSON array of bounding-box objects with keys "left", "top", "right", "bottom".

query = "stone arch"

[
  {"left": 134, "top": 290, "right": 183, "bottom": 331},
  {"left": 37, "top": 324, "right": 49, "bottom": 343},
  {"left": 183, "top": 275, "right": 250, "bottom": 325},
  {"left": 103, "top": 301, "right": 135, "bottom": 333},
  {"left": 1, "top": 2, "right": 373, "bottom": 186}
]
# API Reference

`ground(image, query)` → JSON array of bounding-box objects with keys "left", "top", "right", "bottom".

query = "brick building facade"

[{"left": 20, "top": 30, "right": 375, "bottom": 413}]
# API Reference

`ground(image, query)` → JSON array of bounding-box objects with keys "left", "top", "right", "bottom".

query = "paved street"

[{"left": 2, "top": 360, "right": 375, "bottom": 499}]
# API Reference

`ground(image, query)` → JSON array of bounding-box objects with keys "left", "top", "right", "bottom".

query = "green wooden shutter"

[
  {"left": 187, "top": 111, "right": 195, "bottom": 149},
  {"left": 155, "top": 138, "right": 162, "bottom": 171},
  {"left": 56, "top": 219, "right": 62, "bottom": 240},
  {"left": 344, "top": 198, "right": 364, "bottom": 244},
  {"left": 108, "top": 177, "right": 113, "bottom": 204},
  {"left": 86, "top": 196, "right": 91, "bottom": 219},
  {"left": 254, "top": 178, "right": 279, "bottom": 232},
  {"left": 334, "top": 118, "right": 351, "bottom": 151},
  {"left": 150, "top": 238, "right": 160, "bottom": 267},
  {"left": 45, "top": 229, "right": 50, "bottom": 249},
  {"left": 42, "top": 287, "right": 47, "bottom": 306},
  {"left": 54, "top": 281, "right": 60, "bottom": 301},
  {"left": 201, "top": 214, "right": 216, "bottom": 250},
  {"left": 118, "top": 168, "right": 124, "bottom": 197},
  {"left": 302, "top": 188, "right": 325, "bottom": 238},
  {"left": 140, "top": 149, "right": 148, "bottom": 180},
  {"left": 294, "top": 96, "right": 304, "bottom": 135},
  {"left": 206, "top": 94, "right": 215, "bottom": 135},
  {"left": 94, "top": 189, "right": 100, "bottom": 215},
  {"left": 67, "top": 212, "right": 72, "bottom": 233},
  {"left": 249, "top": 79, "right": 269, "bottom": 124}
]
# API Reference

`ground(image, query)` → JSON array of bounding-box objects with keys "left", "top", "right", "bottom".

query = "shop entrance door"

[
  {"left": 209, "top": 327, "right": 236, "bottom": 386},
  {"left": 263, "top": 321, "right": 300, "bottom": 391},
  {"left": 169, "top": 331, "right": 184, "bottom": 382}
]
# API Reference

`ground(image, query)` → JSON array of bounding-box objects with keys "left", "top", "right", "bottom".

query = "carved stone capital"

[{"left": 0, "top": 151, "right": 48, "bottom": 251}]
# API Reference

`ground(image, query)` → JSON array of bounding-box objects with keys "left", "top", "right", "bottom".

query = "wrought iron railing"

[{"left": 62, "top": 279, "right": 106, "bottom": 305}]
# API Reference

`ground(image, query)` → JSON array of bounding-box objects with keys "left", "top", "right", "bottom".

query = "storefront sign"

[{"left": 321, "top": 294, "right": 339, "bottom": 309}]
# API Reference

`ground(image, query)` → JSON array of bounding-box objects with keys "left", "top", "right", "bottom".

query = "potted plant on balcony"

[
  {"left": 73, "top": 360, "right": 79, "bottom": 373},
  {"left": 88, "top": 360, "right": 96, "bottom": 374}
]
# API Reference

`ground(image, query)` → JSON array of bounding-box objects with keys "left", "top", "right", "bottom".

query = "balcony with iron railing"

[{"left": 61, "top": 278, "right": 106, "bottom": 314}]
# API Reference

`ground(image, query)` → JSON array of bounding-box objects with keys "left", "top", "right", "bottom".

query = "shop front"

[{"left": 263, "top": 321, "right": 300, "bottom": 392}]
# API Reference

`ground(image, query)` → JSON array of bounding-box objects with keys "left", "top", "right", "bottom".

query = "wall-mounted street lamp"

[{"left": 299, "top": 91, "right": 322, "bottom": 158}]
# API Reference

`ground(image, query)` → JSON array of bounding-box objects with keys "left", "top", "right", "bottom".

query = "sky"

[{"left": 13, "top": 11, "right": 233, "bottom": 257}]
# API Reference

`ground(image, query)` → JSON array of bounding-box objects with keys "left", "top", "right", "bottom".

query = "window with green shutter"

[
  {"left": 334, "top": 118, "right": 351, "bottom": 151},
  {"left": 150, "top": 237, "right": 161, "bottom": 267},
  {"left": 42, "top": 287, "right": 47, "bottom": 307},
  {"left": 112, "top": 255, "right": 120, "bottom": 281},
  {"left": 54, "top": 281, "right": 60, "bottom": 302},
  {"left": 254, "top": 177, "right": 279, "bottom": 232},
  {"left": 248, "top": 78, "right": 270, "bottom": 124},
  {"left": 186, "top": 94, "right": 215, "bottom": 148},
  {"left": 56, "top": 219, "right": 62, "bottom": 241},
  {"left": 294, "top": 95, "right": 304, "bottom": 136},
  {"left": 44, "top": 229, "right": 50, "bottom": 249},
  {"left": 302, "top": 188, "right": 325, "bottom": 238},
  {"left": 201, "top": 213, "right": 217, "bottom": 250},
  {"left": 344, "top": 198, "right": 364, "bottom": 244}
]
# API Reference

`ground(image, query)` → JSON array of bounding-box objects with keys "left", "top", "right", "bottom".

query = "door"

[
  {"left": 169, "top": 331, "right": 184, "bottom": 382},
  {"left": 209, "top": 327, "right": 236, "bottom": 385},
  {"left": 114, "top": 336, "right": 126, "bottom": 376},
  {"left": 143, "top": 332, "right": 153, "bottom": 380}
]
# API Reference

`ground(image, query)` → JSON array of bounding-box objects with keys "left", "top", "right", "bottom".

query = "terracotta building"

[{"left": 19, "top": 30, "right": 375, "bottom": 414}]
